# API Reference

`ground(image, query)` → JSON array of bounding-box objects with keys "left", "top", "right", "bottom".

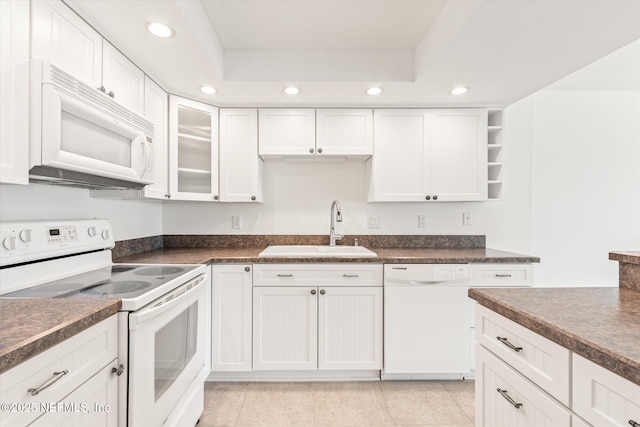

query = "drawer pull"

[
  {"left": 495, "top": 274, "right": 513, "bottom": 278},
  {"left": 497, "top": 388, "right": 523, "bottom": 409},
  {"left": 343, "top": 274, "right": 359, "bottom": 278},
  {"left": 28, "top": 370, "right": 69, "bottom": 396},
  {"left": 497, "top": 336, "right": 523, "bottom": 352},
  {"left": 277, "top": 274, "right": 293, "bottom": 278},
  {"left": 629, "top": 420, "right": 640, "bottom": 427}
]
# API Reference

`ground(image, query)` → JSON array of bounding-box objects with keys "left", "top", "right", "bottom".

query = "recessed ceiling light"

[
  {"left": 200, "top": 86, "right": 217, "bottom": 95},
  {"left": 146, "top": 22, "right": 175, "bottom": 38},
  {"left": 366, "top": 87, "right": 383, "bottom": 95},
  {"left": 284, "top": 86, "right": 301, "bottom": 95},
  {"left": 451, "top": 87, "right": 468, "bottom": 95}
]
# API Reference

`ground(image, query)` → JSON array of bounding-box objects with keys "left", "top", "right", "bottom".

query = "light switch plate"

[
  {"left": 367, "top": 216, "right": 381, "bottom": 229},
  {"left": 232, "top": 216, "right": 243, "bottom": 229},
  {"left": 463, "top": 212, "right": 472, "bottom": 226},
  {"left": 418, "top": 215, "right": 428, "bottom": 228}
]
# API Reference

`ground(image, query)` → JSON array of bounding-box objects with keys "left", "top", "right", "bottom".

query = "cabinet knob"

[
  {"left": 245, "top": 266, "right": 251, "bottom": 272},
  {"left": 433, "top": 195, "right": 438, "bottom": 200},
  {"left": 108, "top": 91, "right": 115, "bottom": 98},
  {"left": 319, "top": 289, "right": 326, "bottom": 295},
  {"left": 251, "top": 196, "right": 256, "bottom": 201},
  {"left": 97, "top": 86, "right": 106, "bottom": 93},
  {"left": 425, "top": 195, "right": 431, "bottom": 200},
  {"left": 309, "top": 148, "right": 315, "bottom": 154},
  {"left": 111, "top": 364, "right": 125, "bottom": 377},
  {"left": 317, "top": 148, "right": 323, "bottom": 154},
  {"left": 310, "top": 289, "right": 317, "bottom": 295},
  {"left": 165, "top": 194, "right": 171, "bottom": 199},
  {"left": 213, "top": 195, "right": 219, "bottom": 200}
]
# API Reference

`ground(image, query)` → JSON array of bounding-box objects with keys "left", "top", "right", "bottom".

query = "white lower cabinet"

[
  {"left": 476, "top": 345, "right": 571, "bottom": 427},
  {"left": 210, "top": 264, "right": 254, "bottom": 372},
  {"left": 573, "top": 354, "right": 640, "bottom": 427},
  {"left": 252, "top": 264, "right": 383, "bottom": 372},
  {"left": 0, "top": 316, "right": 118, "bottom": 426}
]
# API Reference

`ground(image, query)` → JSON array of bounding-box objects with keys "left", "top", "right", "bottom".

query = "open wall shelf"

[{"left": 487, "top": 109, "right": 504, "bottom": 200}]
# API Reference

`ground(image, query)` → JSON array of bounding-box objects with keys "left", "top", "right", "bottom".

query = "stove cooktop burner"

[
  {"left": 81, "top": 280, "right": 153, "bottom": 296},
  {"left": 134, "top": 266, "right": 186, "bottom": 276}
]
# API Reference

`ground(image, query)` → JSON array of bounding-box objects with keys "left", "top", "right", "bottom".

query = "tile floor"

[{"left": 199, "top": 380, "right": 475, "bottom": 427}]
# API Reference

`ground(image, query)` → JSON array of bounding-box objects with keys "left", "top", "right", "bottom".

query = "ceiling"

[{"left": 66, "top": 0, "right": 640, "bottom": 107}]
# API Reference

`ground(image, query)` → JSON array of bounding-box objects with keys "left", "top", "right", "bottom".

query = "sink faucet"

[{"left": 329, "top": 200, "right": 343, "bottom": 246}]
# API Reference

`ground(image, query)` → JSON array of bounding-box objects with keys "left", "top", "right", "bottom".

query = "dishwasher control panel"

[
  {"left": 385, "top": 264, "right": 470, "bottom": 283},
  {"left": 433, "top": 266, "right": 469, "bottom": 281}
]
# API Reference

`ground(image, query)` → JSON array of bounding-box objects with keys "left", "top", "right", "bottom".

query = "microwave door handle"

[
  {"left": 129, "top": 274, "right": 206, "bottom": 330},
  {"left": 140, "top": 136, "right": 151, "bottom": 178}
]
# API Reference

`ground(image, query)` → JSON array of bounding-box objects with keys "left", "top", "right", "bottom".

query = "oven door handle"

[{"left": 129, "top": 273, "right": 207, "bottom": 330}]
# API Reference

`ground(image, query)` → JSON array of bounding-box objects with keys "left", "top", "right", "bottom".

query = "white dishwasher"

[{"left": 383, "top": 264, "right": 470, "bottom": 379}]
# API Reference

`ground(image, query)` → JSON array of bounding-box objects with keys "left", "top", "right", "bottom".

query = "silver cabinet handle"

[
  {"left": 343, "top": 274, "right": 359, "bottom": 278},
  {"left": 319, "top": 289, "right": 325, "bottom": 295},
  {"left": 629, "top": 420, "right": 640, "bottom": 427},
  {"left": 497, "top": 336, "right": 523, "bottom": 352},
  {"left": 311, "top": 289, "right": 316, "bottom": 295},
  {"left": 277, "top": 274, "right": 293, "bottom": 278},
  {"left": 28, "top": 370, "right": 69, "bottom": 396},
  {"left": 495, "top": 274, "right": 512, "bottom": 278},
  {"left": 497, "top": 388, "right": 523, "bottom": 409}
]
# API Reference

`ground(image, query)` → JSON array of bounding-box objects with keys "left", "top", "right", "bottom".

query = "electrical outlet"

[
  {"left": 367, "top": 215, "right": 381, "bottom": 229},
  {"left": 418, "top": 215, "right": 428, "bottom": 228},
  {"left": 232, "top": 216, "right": 243, "bottom": 229},
  {"left": 463, "top": 212, "right": 472, "bottom": 226}
]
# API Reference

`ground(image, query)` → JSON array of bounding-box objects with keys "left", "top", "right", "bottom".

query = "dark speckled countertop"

[
  {"left": 113, "top": 247, "right": 539, "bottom": 264},
  {"left": 0, "top": 298, "right": 121, "bottom": 374},
  {"left": 469, "top": 287, "right": 640, "bottom": 386}
]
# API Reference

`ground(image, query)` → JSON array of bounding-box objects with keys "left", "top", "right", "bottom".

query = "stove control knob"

[
  {"left": 101, "top": 230, "right": 110, "bottom": 240},
  {"left": 87, "top": 226, "right": 97, "bottom": 237},
  {"left": 19, "top": 229, "right": 32, "bottom": 243},
  {"left": 3, "top": 236, "right": 17, "bottom": 251}
]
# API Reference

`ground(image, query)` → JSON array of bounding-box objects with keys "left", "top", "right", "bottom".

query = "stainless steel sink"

[{"left": 258, "top": 245, "right": 377, "bottom": 258}]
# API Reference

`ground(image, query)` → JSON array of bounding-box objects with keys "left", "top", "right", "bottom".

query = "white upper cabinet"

[
  {"left": 142, "top": 77, "right": 169, "bottom": 199},
  {"left": 259, "top": 108, "right": 373, "bottom": 158},
  {"left": 101, "top": 41, "right": 145, "bottom": 115},
  {"left": 429, "top": 109, "right": 488, "bottom": 201},
  {"left": 316, "top": 109, "right": 373, "bottom": 156},
  {"left": 169, "top": 96, "right": 219, "bottom": 201},
  {"left": 368, "top": 108, "right": 488, "bottom": 202},
  {"left": 31, "top": 1, "right": 144, "bottom": 115},
  {"left": 0, "top": 0, "right": 29, "bottom": 185},
  {"left": 259, "top": 109, "right": 316, "bottom": 156},
  {"left": 219, "top": 109, "right": 263, "bottom": 202},
  {"left": 31, "top": 0, "right": 102, "bottom": 88},
  {"left": 368, "top": 110, "right": 430, "bottom": 201}
]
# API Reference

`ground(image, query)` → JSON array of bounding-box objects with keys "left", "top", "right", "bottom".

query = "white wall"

[
  {"left": 0, "top": 183, "right": 163, "bottom": 241},
  {"left": 530, "top": 89, "right": 640, "bottom": 286}
]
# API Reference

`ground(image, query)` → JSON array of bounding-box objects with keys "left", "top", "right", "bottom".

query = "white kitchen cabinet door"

[
  {"left": 0, "top": 0, "right": 29, "bottom": 185},
  {"left": 572, "top": 416, "right": 592, "bottom": 427},
  {"left": 30, "top": 360, "right": 119, "bottom": 427},
  {"left": 31, "top": 0, "right": 102, "bottom": 88},
  {"left": 101, "top": 41, "right": 145, "bottom": 115},
  {"left": 476, "top": 345, "right": 571, "bottom": 427},
  {"left": 258, "top": 109, "right": 315, "bottom": 156},
  {"left": 429, "top": 109, "right": 488, "bottom": 201},
  {"left": 318, "top": 286, "right": 382, "bottom": 370},
  {"left": 316, "top": 109, "right": 373, "bottom": 157},
  {"left": 142, "top": 76, "right": 168, "bottom": 199},
  {"left": 219, "top": 108, "right": 263, "bottom": 202},
  {"left": 211, "top": 265, "right": 253, "bottom": 372},
  {"left": 253, "top": 286, "right": 318, "bottom": 370},
  {"left": 368, "top": 109, "right": 430, "bottom": 201},
  {"left": 169, "top": 96, "right": 219, "bottom": 201},
  {"left": 573, "top": 354, "right": 640, "bottom": 427}
]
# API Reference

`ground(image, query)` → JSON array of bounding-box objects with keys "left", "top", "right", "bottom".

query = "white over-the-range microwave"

[{"left": 29, "top": 60, "right": 154, "bottom": 189}]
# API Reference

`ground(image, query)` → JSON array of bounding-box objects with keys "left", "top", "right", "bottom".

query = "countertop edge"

[
  {"left": 0, "top": 300, "right": 121, "bottom": 375},
  {"left": 468, "top": 289, "right": 640, "bottom": 386}
]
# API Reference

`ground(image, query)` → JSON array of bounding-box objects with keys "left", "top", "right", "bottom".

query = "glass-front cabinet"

[{"left": 168, "top": 96, "right": 219, "bottom": 201}]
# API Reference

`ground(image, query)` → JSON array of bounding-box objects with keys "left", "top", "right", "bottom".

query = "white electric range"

[{"left": 0, "top": 219, "right": 210, "bottom": 427}]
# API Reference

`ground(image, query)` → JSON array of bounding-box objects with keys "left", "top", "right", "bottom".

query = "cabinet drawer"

[
  {"left": 476, "top": 345, "right": 571, "bottom": 427},
  {"left": 0, "top": 316, "right": 117, "bottom": 426},
  {"left": 476, "top": 305, "right": 570, "bottom": 406},
  {"left": 573, "top": 353, "right": 640, "bottom": 427},
  {"left": 253, "top": 264, "right": 383, "bottom": 287},
  {"left": 470, "top": 263, "right": 533, "bottom": 286}
]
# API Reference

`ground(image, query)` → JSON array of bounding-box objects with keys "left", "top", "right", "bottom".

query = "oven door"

[{"left": 128, "top": 273, "right": 208, "bottom": 427}]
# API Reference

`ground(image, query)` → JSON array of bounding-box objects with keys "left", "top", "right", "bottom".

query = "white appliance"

[
  {"left": 29, "top": 60, "right": 154, "bottom": 189},
  {"left": 0, "top": 219, "right": 209, "bottom": 427},
  {"left": 383, "top": 264, "right": 470, "bottom": 379}
]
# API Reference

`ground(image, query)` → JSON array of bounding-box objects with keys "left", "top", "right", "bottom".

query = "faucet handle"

[{"left": 354, "top": 238, "right": 360, "bottom": 247}]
